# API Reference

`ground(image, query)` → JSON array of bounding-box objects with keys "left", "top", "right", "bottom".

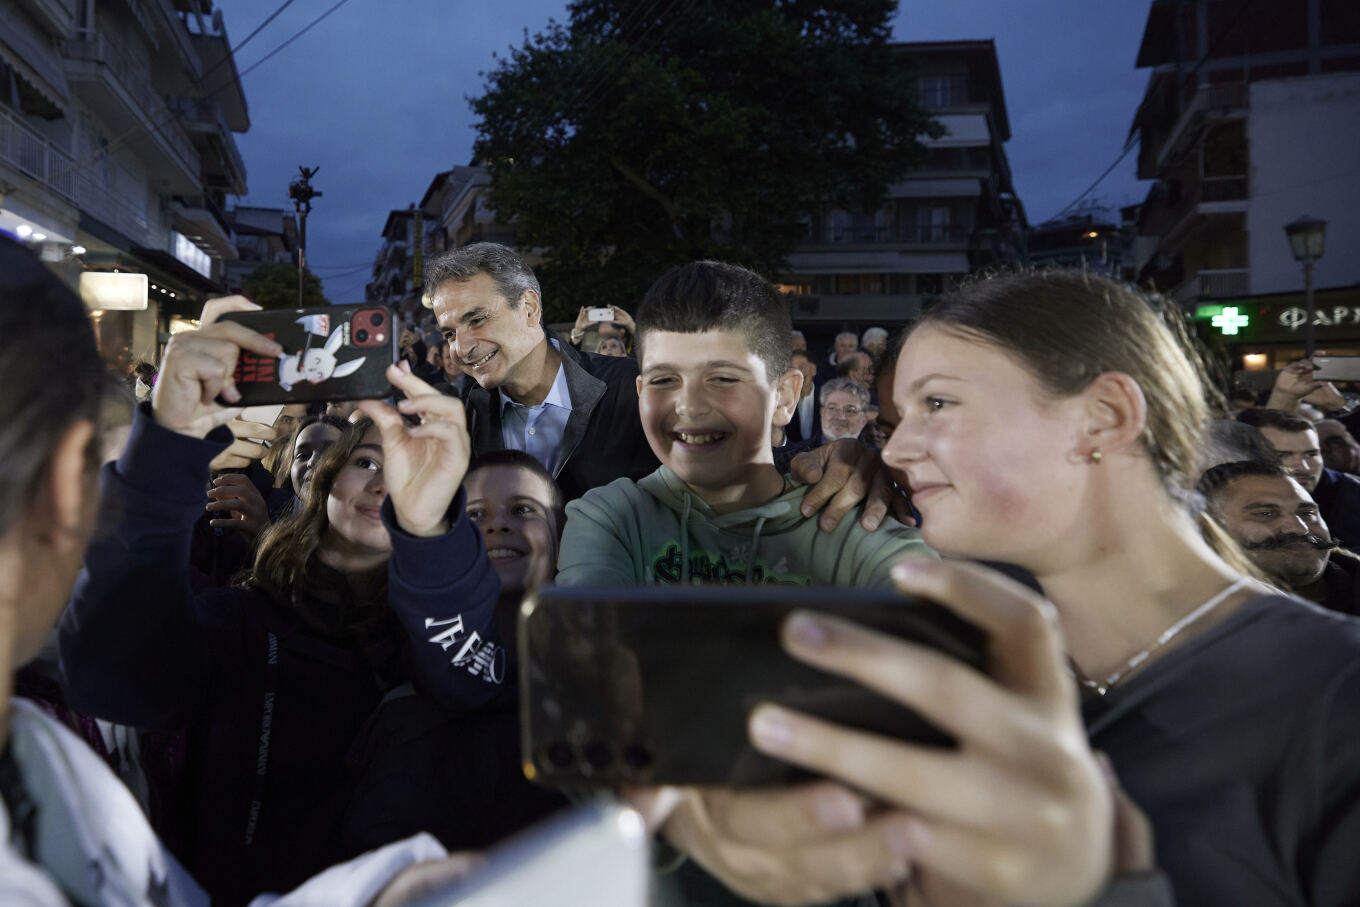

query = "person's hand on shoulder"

[
  {"left": 790, "top": 439, "right": 915, "bottom": 532},
  {"left": 357, "top": 362, "right": 471, "bottom": 538},
  {"left": 152, "top": 296, "right": 282, "bottom": 439}
]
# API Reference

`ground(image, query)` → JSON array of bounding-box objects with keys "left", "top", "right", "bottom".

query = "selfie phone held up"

[
  {"left": 218, "top": 304, "right": 397, "bottom": 406},
  {"left": 1311, "top": 356, "right": 1360, "bottom": 382},
  {"left": 586, "top": 307, "right": 614, "bottom": 323},
  {"left": 519, "top": 585, "right": 988, "bottom": 789}
]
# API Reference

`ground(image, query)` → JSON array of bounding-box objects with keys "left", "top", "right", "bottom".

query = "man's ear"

[
  {"left": 1078, "top": 372, "right": 1147, "bottom": 460},
  {"left": 771, "top": 367, "right": 803, "bottom": 428},
  {"left": 38, "top": 419, "right": 96, "bottom": 553},
  {"left": 520, "top": 289, "right": 543, "bottom": 328}
]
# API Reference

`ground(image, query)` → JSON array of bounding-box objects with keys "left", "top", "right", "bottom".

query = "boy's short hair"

[
  {"left": 467, "top": 448, "right": 566, "bottom": 531},
  {"left": 635, "top": 261, "right": 791, "bottom": 382}
]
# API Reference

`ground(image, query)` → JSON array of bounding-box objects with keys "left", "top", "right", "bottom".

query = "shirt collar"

[{"left": 503, "top": 338, "right": 570, "bottom": 411}]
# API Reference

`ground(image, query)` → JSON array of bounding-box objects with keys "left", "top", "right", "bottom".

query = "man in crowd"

[
  {"left": 820, "top": 377, "right": 870, "bottom": 442},
  {"left": 790, "top": 329, "right": 808, "bottom": 354},
  {"left": 427, "top": 243, "right": 657, "bottom": 501},
  {"left": 1317, "top": 418, "right": 1360, "bottom": 475},
  {"left": 786, "top": 349, "right": 819, "bottom": 444},
  {"left": 1199, "top": 460, "right": 1359, "bottom": 615},
  {"left": 861, "top": 326, "right": 888, "bottom": 362},
  {"left": 1238, "top": 408, "right": 1360, "bottom": 550},
  {"left": 816, "top": 331, "right": 858, "bottom": 393},
  {"left": 837, "top": 350, "right": 874, "bottom": 390}
]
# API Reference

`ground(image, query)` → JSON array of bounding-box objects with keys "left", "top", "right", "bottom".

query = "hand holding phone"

[
  {"left": 153, "top": 296, "right": 284, "bottom": 439},
  {"left": 586, "top": 307, "right": 615, "bottom": 323},
  {"left": 356, "top": 363, "right": 472, "bottom": 538}
]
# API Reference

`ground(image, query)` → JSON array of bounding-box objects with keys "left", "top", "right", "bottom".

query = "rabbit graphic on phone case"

[{"left": 279, "top": 321, "right": 366, "bottom": 392}]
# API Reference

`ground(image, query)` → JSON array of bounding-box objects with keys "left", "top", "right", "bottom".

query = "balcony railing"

[
  {"left": 0, "top": 105, "right": 169, "bottom": 248},
  {"left": 815, "top": 224, "right": 968, "bottom": 245},
  {"left": 1157, "top": 81, "right": 1249, "bottom": 170},
  {"left": 172, "top": 97, "right": 248, "bottom": 186},
  {"left": 0, "top": 106, "right": 78, "bottom": 202},
  {"left": 63, "top": 33, "right": 200, "bottom": 177},
  {"left": 1171, "top": 268, "right": 1250, "bottom": 304}
]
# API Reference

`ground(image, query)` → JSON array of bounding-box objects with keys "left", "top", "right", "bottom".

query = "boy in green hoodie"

[{"left": 556, "top": 261, "right": 929, "bottom": 587}]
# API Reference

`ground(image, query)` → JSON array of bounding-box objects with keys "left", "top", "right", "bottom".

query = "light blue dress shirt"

[{"left": 500, "top": 342, "right": 571, "bottom": 474}]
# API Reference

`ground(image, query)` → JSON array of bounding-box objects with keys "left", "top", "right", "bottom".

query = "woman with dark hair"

[
  {"left": 58, "top": 295, "right": 506, "bottom": 904},
  {"left": 652, "top": 271, "right": 1360, "bottom": 906},
  {"left": 0, "top": 244, "right": 482, "bottom": 904},
  {"left": 269, "top": 413, "right": 349, "bottom": 501}
]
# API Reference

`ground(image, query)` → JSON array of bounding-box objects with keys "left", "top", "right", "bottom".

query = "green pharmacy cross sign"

[{"left": 1210, "top": 306, "right": 1250, "bottom": 336}]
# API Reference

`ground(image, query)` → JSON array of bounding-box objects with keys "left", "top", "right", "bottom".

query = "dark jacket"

[
  {"left": 59, "top": 406, "right": 505, "bottom": 905},
  {"left": 1296, "top": 549, "right": 1360, "bottom": 617},
  {"left": 463, "top": 331, "right": 658, "bottom": 501},
  {"left": 785, "top": 394, "right": 821, "bottom": 445},
  {"left": 1313, "top": 466, "right": 1360, "bottom": 550},
  {"left": 1086, "top": 594, "right": 1360, "bottom": 905}
]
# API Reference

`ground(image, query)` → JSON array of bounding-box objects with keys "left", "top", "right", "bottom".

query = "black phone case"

[
  {"left": 219, "top": 304, "right": 396, "bottom": 406},
  {"left": 519, "top": 586, "right": 988, "bottom": 788}
]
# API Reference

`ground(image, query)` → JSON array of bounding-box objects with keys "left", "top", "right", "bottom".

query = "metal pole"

[{"left": 1304, "top": 259, "right": 1316, "bottom": 359}]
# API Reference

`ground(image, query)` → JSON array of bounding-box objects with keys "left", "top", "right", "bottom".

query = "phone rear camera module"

[
  {"left": 370, "top": 313, "right": 384, "bottom": 326},
  {"left": 355, "top": 329, "right": 369, "bottom": 343},
  {"left": 546, "top": 741, "right": 575, "bottom": 770},
  {"left": 584, "top": 741, "right": 614, "bottom": 771}
]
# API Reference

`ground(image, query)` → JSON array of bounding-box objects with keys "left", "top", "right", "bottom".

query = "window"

[
  {"left": 920, "top": 76, "right": 954, "bottom": 107},
  {"left": 915, "top": 207, "right": 952, "bottom": 242}
]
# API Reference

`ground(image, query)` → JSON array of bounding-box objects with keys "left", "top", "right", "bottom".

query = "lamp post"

[
  {"left": 1284, "top": 215, "right": 1327, "bottom": 358},
  {"left": 288, "top": 166, "right": 321, "bottom": 307}
]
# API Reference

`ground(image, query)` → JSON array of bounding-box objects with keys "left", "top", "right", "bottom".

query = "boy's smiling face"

[{"left": 638, "top": 329, "right": 801, "bottom": 513}]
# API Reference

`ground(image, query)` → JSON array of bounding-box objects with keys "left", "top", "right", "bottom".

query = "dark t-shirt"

[{"left": 1086, "top": 593, "right": 1360, "bottom": 905}]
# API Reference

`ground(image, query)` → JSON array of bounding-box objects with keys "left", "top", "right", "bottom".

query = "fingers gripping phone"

[
  {"left": 218, "top": 304, "right": 397, "bottom": 405},
  {"left": 519, "top": 586, "right": 988, "bottom": 788}
]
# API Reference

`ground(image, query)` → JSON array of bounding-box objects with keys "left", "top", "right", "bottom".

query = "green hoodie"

[{"left": 558, "top": 465, "right": 932, "bottom": 588}]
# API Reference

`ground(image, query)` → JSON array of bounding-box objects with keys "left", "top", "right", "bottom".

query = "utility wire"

[{"left": 1048, "top": 0, "right": 1256, "bottom": 221}]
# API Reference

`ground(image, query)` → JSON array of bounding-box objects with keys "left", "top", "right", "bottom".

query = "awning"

[
  {"left": 785, "top": 251, "right": 970, "bottom": 274},
  {"left": 0, "top": 15, "right": 68, "bottom": 115}
]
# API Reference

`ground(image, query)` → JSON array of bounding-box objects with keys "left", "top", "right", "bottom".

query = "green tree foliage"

[
  {"left": 240, "top": 262, "right": 329, "bottom": 310},
  {"left": 470, "top": 0, "right": 942, "bottom": 320}
]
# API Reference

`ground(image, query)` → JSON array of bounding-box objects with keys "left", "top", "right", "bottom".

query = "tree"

[
  {"left": 470, "top": 0, "right": 942, "bottom": 320},
  {"left": 240, "top": 262, "right": 329, "bottom": 310}
]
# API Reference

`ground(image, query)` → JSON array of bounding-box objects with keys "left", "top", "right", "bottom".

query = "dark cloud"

[{"left": 224, "top": 0, "right": 1153, "bottom": 300}]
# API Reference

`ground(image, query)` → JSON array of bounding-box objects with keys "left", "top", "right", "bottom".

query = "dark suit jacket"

[
  {"left": 1313, "top": 467, "right": 1360, "bottom": 551},
  {"left": 786, "top": 394, "right": 821, "bottom": 445},
  {"left": 462, "top": 332, "right": 659, "bottom": 501}
]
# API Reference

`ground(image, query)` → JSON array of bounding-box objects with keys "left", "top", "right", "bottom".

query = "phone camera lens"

[
  {"left": 370, "top": 313, "right": 384, "bottom": 326},
  {"left": 355, "top": 329, "right": 369, "bottom": 343},
  {"left": 584, "top": 741, "right": 613, "bottom": 770},
  {"left": 546, "top": 741, "right": 575, "bottom": 770},
  {"left": 622, "top": 744, "right": 654, "bottom": 770}
]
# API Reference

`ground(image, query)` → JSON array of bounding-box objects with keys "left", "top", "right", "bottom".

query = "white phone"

[
  {"left": 1312, "top": 357, "right": 1360, "bottom": 382},
  {"left": 404, "top": 801, "right": 649, "bottom": 907},
  {"left": 587, "top": 307, "right": 615, "bottom": 323}
]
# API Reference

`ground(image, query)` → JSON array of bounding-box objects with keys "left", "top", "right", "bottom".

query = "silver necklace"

[{"left": 1077, "top": 577, "right": 1249, "bottom": 696}]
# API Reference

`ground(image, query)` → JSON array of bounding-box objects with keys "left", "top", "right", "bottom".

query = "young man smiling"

[{"left": 556, "top": 261, "right": 928, "bottom": 588}]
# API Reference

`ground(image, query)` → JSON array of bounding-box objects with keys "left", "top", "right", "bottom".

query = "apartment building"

[
  {"left": 0, "top": 0, "right": 249, "bottom": 368},
  {"left": 777, "top": 40, "right": 1027, "bottom": 340},
  {"left": 1132, "top": 0, "right": 1360, "bottom": 368},
  {"left": 223, "top": 204, "right": 297, "bottom": 292}
]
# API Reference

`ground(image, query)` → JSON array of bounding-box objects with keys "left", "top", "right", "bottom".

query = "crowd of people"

[{"left": 3, "top": 233, "right": 1360, "bottom": 907}]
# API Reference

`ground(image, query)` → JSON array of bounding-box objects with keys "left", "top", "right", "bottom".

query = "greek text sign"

[{"left": 1278, "top": 306, "right": 1360, "bottom": 331}]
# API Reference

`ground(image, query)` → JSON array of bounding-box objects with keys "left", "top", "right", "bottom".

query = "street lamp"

[{"left": 1284, "top": 215, "right": 1327, "bottom": 358}]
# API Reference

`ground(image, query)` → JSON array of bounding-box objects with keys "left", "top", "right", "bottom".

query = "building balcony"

[
  {"left": 1171, "top": 268, "right": 1251, "bottom": 305},
  {"left": 63, "top": 33, "right": 200, "bottom": 194},
  {"left": 170, "top": 195, "right": 237, "bottom": 260},
  {"left": 1154, "top": 82, "right": 1248, "bottom": 171},
  {"left": 173, "top": 97, "right": 248, "bottom": 194},
  {"left": 1158, "top": 175, "right": 1249, "bottom": 251},
  {"left": 803, "top": 224, "right": 969, "bottom": 247},
  {"left": 0, "top": 106, "right": 79, "bottom": 203}
]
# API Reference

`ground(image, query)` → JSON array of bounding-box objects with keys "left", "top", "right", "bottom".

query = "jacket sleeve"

[
  {"left": 58, "top": 404, "right": 240, "bottom": 729},
  {"left": 555, "top": 487, "right": 642, "bottom": 587},
  {"left": 848, "top": 517, "right": 936, "bottom": 589},
  {"left": 383, "top": 491, "right": 507, "bottom": 710}
]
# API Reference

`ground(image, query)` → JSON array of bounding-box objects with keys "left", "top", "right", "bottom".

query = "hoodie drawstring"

[
  {"left": 748, "top": 516, "right": 767, "bottom": 586},
  {"left": 680, "top": 493, "right": 692, "bottom": 585}
]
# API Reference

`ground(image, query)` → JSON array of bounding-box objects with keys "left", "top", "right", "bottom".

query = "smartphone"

[
  {"left": 1312, "top": 356, "right": 1360, "bottom": 382},
  {"left": 218, "top": 304, "right": 396, "bottom": 406},
  {"left": 403, "top": 801, "right": 648, "bottom": 907},
  {"left": 587, "top": 307, "right": 615, "bottom": 323},
  {"left": 519, "top": 585, "right": 988, "bottom": 789}
]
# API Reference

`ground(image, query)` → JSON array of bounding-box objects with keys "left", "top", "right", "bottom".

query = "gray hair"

[
  {"left": 835, "top": 331, "right": 858, "bottom": 345},
  {"left": 820, "top": 376, "right": 870, "bottom": 407},
  {"left": 424, "top": 242, "right": 541, "bottom": 308},
  {"left": 862, "top": 326, "right": 888, "bottom": 347}
]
